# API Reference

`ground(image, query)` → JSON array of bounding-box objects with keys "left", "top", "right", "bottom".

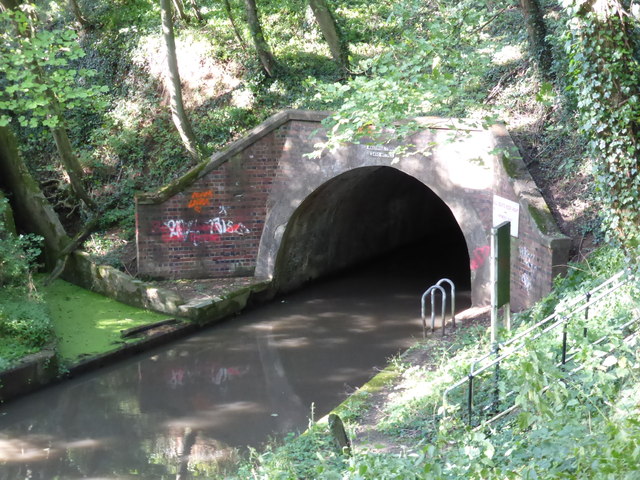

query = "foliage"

[
  {"left": 564, "top": 0, "right": 640, "bottom": 255},
  {"left": 0, "top": 292, "right": 53, "bottom": 370},
  {"left": 234, "top": 426, "right": 348, "bottom": 479},
  {"left": 0, "top": 197, "right": 42, "bottom": 289},
  {"left": 307, "top": 0, "right": 498, "bottom": 150},
  {"left": 0, "top": 8, "right": 108, "bottom": 129},
  {"left": 0, "top": 199, "right": 53, "bottom": 369},
  {"left": 227, "top": 246, "right": 640, "bottom": 478}
]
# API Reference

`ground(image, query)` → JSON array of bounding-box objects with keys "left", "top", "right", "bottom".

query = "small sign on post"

[
  {"left": 492, "top": 195, "right": 520, "bottom": 237},
  {"left": 491, "top": 221, "right": 511, "bottom": 346}
]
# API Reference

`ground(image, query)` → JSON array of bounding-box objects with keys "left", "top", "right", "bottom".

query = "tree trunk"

[
  {"left": 244, "top": 0, "right": 278, "bottom": 77},
  {"left": 0, "top": 0, "right": 20, "bottom": 11},
  {"left": 223, "top": 0, "right": 247, "bottom": 50},
  {"left": 0, "top": 126, "right": 71, "bottom": 266},
  {"left": 3, "top": 0, "right": 95, "bottom": 210},
  {"left": 49, "top": 120, "right": 96, "bottom": 210},
  {"left": 66, "top": 0, "right": 91, "bottom": 29},
  {"left": 188, "top": 0, "right": 203, "bottom": 22},
  {"left": 172, "top": 0, "right": 190, "bottom": 23},
  {"left": 0, "top": 189, "right": 17, "bottom": 236},
  {"left": 308, "top": 0, "right": 349, "bottom": 73},
  {"left": 519, "top": 0, "right": 553, "bottom": 78},
  {"left": 160, "top": 0, "right": 203, "bottom": 162}
]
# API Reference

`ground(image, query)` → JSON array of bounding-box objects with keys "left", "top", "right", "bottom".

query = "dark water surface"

[{"left": 0, "top": 243, "right": 469, "bottom": 479}]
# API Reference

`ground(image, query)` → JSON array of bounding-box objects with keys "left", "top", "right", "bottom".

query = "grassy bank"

[
  {"left": 0, "top": 198, "right": 54, "bottom": 370},
  {"left": 0, "top": 289, "right": 53, "bottom": 371},
  {"left": 229, "top": 246, "right": 640, "bottom": 479}
]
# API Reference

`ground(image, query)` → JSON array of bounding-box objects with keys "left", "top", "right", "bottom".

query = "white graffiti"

[
  {"left": 205, "top": 217, "right": 250, "bottom": 235},
  {"left": 156, "top": 206, "right": 250, "bottom": 246},
  {"left": 519, "top": 246, "right": 540, "bottom": 293},
  {"left": 521, "top": 272, "right": 533, "bottom": 292},
  {"left": 165, "top": 219, "right": 190, "bottom": 239}
]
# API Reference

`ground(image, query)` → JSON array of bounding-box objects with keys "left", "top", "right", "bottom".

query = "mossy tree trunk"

[
  {"left": 0, "top": 126, "right": 71, "bottom": 266},
  {"left": 519, "top": 0, "right": 553, "bottom": 78},
  {"left": 244, "top": 0, "right": 278, "bottom": 77},
  {"left": 48, "top": 105, "right": 97, "bottom": 210},
  {"left": 308, "top": 0, "right": 349, "bottom": 74},
  {"left": 160, "top": 0, "right": 203, "bottom": 162},
  {"left": 0, "top": 189, "right": 17, "bottom": 236}
]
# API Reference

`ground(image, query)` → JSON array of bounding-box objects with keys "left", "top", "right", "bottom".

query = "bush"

[{"left": 0, "top": 197, "right": 54, "bottom": 369}]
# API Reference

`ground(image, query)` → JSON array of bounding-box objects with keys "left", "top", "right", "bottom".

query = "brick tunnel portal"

[{"left": 272, "top": 166, "right": 470, "bottom": 294}]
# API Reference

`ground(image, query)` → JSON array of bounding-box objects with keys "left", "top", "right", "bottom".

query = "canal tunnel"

[
  {"left": 135, "top": 111, "right": 571, "bottom": 311},
  {"left": 272, "top": 166, "right": 470, "bottom": 294}
]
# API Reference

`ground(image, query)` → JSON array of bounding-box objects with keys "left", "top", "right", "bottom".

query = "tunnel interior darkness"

[{"left": 273, "top": 166, "right": 470, "bottom": 294}]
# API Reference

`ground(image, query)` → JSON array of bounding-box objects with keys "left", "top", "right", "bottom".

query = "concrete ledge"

[
  {"left": 62, "top": 250, "right": 187, "bottom": 316},
  {"left": 0, "top": 349, "right": 58, "bottom": 403},
  {"left": 178, "top": 280, "right": 272, "bottom": 322}
]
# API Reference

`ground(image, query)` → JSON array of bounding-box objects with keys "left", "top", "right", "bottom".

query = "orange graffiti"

[{"left": 188, "top": 190, "right": 213, "bottom": 213}]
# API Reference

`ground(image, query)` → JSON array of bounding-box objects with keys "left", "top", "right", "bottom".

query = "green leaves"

[
  {"left": 0, "top": 9, "right": 107, "bottom": 130},
  {"left": 564, "top": 0, "right": 640, "bottom": 255},
  {"left": 307, "top": 0, "right": 494, "bottom": 150}
]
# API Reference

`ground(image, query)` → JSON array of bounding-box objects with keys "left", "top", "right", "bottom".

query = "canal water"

[{"left": 0, "top": 240, "right": 469, "bottom": 479}]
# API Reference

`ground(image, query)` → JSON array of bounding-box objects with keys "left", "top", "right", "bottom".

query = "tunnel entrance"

[{"left": 272, "top": 166, "right": 470, "bottom": 295}]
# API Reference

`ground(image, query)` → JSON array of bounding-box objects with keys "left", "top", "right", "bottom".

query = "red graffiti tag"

[{"left": 470, "top": 245, "right": 490, "bottom": 270}]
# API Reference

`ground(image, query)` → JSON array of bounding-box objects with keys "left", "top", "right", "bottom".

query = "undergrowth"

[
  {"left": 229, "top": 246, "right": 640, "bottom": 478},
  {"left": 0, "top": 198, "right": 54, "bottom": 370}
]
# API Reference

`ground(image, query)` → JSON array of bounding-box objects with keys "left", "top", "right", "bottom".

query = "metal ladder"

[{"left": 421, "top": 278, "right": 456, "bottom": 337}]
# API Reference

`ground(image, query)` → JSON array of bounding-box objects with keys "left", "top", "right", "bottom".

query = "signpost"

[
  {"left": 490, "top": 220, "right": 511, "bottom": 413},
  {"left": 491, "top": 221, "right": 511, "bottom": 345}
]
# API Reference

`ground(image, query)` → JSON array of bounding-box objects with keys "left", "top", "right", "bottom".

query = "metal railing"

[
  {"left": 442, "top": 269, "right": 632, "bottom": 426},
  {"left": 421, "top": 278, "right": 456, "bottom": 337}
]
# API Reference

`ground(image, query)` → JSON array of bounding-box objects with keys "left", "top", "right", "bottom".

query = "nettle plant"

[{"left": 564, "top": 0, "right": 640, "bottom": 256}]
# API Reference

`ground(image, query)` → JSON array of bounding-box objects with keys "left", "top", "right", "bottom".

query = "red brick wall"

[{"left": 136, "top": 126, "right": 288, "bottom": 278}]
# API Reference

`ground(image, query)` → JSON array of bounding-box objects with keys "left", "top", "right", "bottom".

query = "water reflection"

[{"left": 0, "top": 241, "right": 470, "bottom": 478}]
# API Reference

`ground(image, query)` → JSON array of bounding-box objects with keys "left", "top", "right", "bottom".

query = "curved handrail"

[
  {"left": 436, "top": 278, "right": 456, "bottom": 328},
  {"left": 421, "top": 285, "right": 446, "bottom": 337}
]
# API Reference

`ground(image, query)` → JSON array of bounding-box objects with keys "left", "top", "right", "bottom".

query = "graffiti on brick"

[
  {"left": 151, "top": 206, "right": 250, "bottom": 245},
  {"left": 470, "top": 245, "right": 490, "bottom": 270},
  {"left": 519, "top": 246, "right": 540, "bottom": 293},
  {"left": 188, "top": 190, "right": 214, "bottom": 213}
]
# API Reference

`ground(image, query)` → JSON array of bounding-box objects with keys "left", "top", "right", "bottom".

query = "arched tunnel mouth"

[{"left": 272, "top": 166, "right": 471, "bottom": 300}]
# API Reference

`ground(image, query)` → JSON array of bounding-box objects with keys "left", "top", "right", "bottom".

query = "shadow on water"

[{"left": 0, "top": 237, "right": 470, "bottom": 479}]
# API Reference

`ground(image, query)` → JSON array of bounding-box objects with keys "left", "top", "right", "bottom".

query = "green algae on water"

[{"left": 43, "top": 279, "right": 170, "bottom": 365}]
